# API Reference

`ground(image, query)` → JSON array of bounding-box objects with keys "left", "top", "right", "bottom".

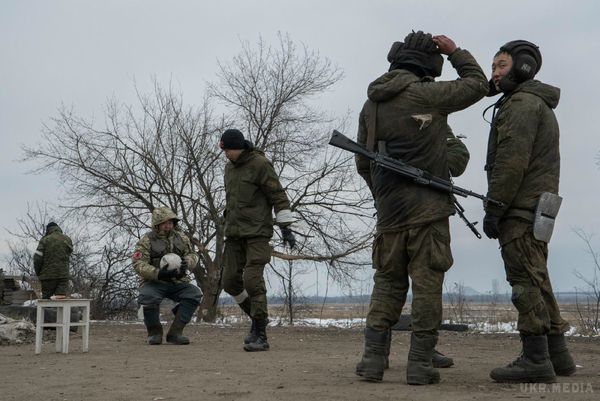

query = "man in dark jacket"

[
  {"left": 33, "top": 222, "right": 73, "bottom": 299},
  {"left": 220, "top": 128, "right": 296, "bottom": 352},
  {"left": 366, "top": 127, "right": 471, "bottom": 373},
  {"left": 132, "top": 207, "right": 202, "bottom": 345},
  {"left": 484, "top": 40, "right": 575, "bottom": 383},
  {"left": 354, "top": 31, "right": 488, "bottom": 384}
]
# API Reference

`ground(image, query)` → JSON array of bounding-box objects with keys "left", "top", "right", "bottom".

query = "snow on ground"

[{"left": 11, "top": 300, "right": 594, "bottom": 336}]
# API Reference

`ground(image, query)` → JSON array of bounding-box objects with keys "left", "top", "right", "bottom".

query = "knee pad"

[{"left": 511, "top": 284, "right": 543, "bottom": 314}]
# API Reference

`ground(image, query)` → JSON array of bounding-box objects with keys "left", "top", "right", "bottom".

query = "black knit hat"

[
  {"left": 46, "top": 222, "right": 58, "bottom": 230},
  {"left": 45, "top": 222, "right": 58, "bottom": 234},
  {"left": 220, "top": 129, "right": 247, "bottom": 150}
]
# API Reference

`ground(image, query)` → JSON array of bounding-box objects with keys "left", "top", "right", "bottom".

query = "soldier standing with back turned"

[
  {"left": 483, "top": 40, "right": 575, "bottom": 383},
  {"left": 354, "top": 31, "right": 488, "bottom": 384},
  {"left": 33, "top": 222, "right": 73, "bottom": 299}
]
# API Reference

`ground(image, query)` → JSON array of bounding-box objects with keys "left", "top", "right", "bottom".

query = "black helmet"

[
  {"left": 497, "top": 40, "right": 542, "bottom": 92},
  {"left": 387, "top": 31, "right": 443, "bottom": 77}
]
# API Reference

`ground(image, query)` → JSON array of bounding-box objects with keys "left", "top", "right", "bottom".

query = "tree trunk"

[{"left": 194, "top": 264, "right": 222, "bottom": 323}]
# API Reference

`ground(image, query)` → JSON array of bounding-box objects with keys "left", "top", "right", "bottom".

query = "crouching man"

[{"left": 132, "top": 207, "right": 203, "bottom": 345}]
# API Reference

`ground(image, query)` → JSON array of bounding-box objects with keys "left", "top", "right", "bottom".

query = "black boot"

[
  {"left": 166, "top": 317, "right": 190, "bottom": 345},
  {"left": 547, "top": 334, "right": 576, "bottom": 376},
  {"left": 244, "top": 319, "right": 258, "bottom": 345},
  {"left": 355, "top": 327, "right": 388, "bottom": 382},
  {"left": 490, "top": 335, "right": 556, "bottom": 383},
  {"left": 432, "top": 349, "right": 454, "bottom": 368},
  {"left": 406, "top": 333, "right": 440, "bottom": 385},
  {"left": 243, "top": 319, "right": 270, "bottom": 352},
  {"left": 238, "top": 298, "right": 257, "bottom": 345},
  {"left": 143, "top": 306, "right": 163, "bottom": 345}
]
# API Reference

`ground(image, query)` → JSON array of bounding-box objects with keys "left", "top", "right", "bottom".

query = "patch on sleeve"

[{"left": 132, "top": 251, "right": 142, "bottom": 261}]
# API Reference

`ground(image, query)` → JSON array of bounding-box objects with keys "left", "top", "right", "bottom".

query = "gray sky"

[{"left": 2, "top": 0, "right": 600, "bottom": 296}]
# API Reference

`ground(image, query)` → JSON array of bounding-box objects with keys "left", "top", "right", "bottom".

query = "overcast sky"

[{"left": 2, "top": 0, "right": 600, "bottom": 296}]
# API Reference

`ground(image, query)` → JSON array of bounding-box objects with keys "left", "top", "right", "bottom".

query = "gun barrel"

[{"left": 329, "top": 130, "right": 373, "bottom": 159}]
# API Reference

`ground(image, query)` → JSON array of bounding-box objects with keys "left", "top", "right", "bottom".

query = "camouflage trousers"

[
  {"left": 222, "top": 237, "right": 271, "bottom": 320},
  {"left": 366, "top": 219, "right": 453, "bottom": 335},
  {"left": 41, "top": 278, "right": 70, "bottom": 299},
  {"left": 500, "top": 219, "right": 570, "bottom": 335}
]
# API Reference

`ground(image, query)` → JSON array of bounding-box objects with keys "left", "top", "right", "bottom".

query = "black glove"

[
  {"left": 157, "top": 268, "right": 178, "bottom": 281},
  {"left": 175, "top": 258, "right": 188, "bottom": 279},
  {"left": 280, "top": 226, "right": 296, "bottom": 249},
  {"left": 483, "top": 213, "right": 501, "bottom": 239}
]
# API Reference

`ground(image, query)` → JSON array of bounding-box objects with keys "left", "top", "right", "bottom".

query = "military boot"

[
  {"left": 238, "top": 298, "right": 258, "bottom": 345},
  {"left": 406, "top": 333, "right": 440, "bottom": 385},
  {"left": 244, "top": 319, "right": 257, "bottom": 345},
  {"left": 166, "top": 317, "right": 190, "bottom": 345},
  {"left": 356, "top": 327, "right": 390, "bottom": 376},
  {"left": 432, "top": 349, "right": 454, "bottom": 368},
  {"left": 355, "top": 327, "right": 389, "bottom": 382},
  {"left": 490, "top": 335, "right": 556, "bottom": 383},
  {"left": 547, "top": 334, "right": 576, "bottom": 376},
  {"left": 244, "top": 319, "right": 270, "bottom": 352},
  {"left": 143, "top": 306, "right": 163, "bottom": 345}
]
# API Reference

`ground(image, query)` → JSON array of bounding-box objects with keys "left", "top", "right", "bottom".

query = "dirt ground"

[{"left": 1, "top": 323, "right": 598, "bottom": 401}]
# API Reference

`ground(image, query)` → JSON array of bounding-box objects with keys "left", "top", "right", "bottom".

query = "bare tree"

[
  {"left": 22, "top": 83, "right": 229, "bottom": 321},
  {"left": 21, "top": 33, "right": 373, "bottom": 322},
  {"left": 268, "top": 258, "right": 313, "bottom": 325},
  {"left": 210, "top": 32, "right": 373, "bottom": 296},
  {"left": 5, "top": 203, "right": 138, "bottom": 319},
  {"left": 445, "top": 281, "right": 471, "bottom": 324},
  {"left": 572, "top": 228, "right": 600, "bottom": 335}
]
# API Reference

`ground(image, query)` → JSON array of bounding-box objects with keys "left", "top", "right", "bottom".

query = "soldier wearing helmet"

[
  {"left": 484, "top": 40, "right": 575, "bottom": 383},
  {"left": 132, "top": 207, "right": 202, "bottom": 345},
  {"left": 354, "top": 30, "right": 488, "bottom": 384}
]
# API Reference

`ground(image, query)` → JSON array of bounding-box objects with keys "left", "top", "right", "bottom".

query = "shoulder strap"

[{"left": 366, "top": 101, "right": 378, "bottom": 152}]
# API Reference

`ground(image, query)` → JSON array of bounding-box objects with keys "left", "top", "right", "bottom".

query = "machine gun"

[{"left": 328, "top": 130, "right": 504, "bottom": 238}]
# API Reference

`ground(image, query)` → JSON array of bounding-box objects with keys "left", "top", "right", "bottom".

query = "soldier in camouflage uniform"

[
  {"left": 483, "top": 40, "right": 575, "bottom": 383},
  {"left": 354, "top": 32, "right": 488, "bottom": 384},
  {"left": 33, "top": 222, "right": 73, "bottom": 299},
  {"left": 372, "top": 126, "right": 470, "bottom": 373},
  {"left": 220, "top": 128, "right": 296, "bottom": 352},
  {"left": 132, "top": 207, "right": 202, "bottom": 345}
]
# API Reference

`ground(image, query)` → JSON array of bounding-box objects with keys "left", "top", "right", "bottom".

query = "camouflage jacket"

[
  {"left": 33, "top": 226, "right": 73, "bottom": 280},
  {"left": 356, "top": 48, "right": 488, "bottom": 232},
  {"left": 446, "top": 127, "right": 470, "bottom": 178},
  {"left": 485, "top": 80, "right": 560, "bottom": 242},
  {"left": 132, "top": 228, "right": 198, "bottom": 283},
  {"left": 224, "top": 148, "right": 291, "bottom": 239}
]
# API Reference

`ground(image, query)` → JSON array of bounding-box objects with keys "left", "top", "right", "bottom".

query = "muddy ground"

[{"left": 1, "top": 323, "right": 598, "bottom": 401}]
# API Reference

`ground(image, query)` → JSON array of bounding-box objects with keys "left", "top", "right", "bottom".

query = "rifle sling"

[{"left": 366, "top": 102, "right": 378, "bottom": 152}]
